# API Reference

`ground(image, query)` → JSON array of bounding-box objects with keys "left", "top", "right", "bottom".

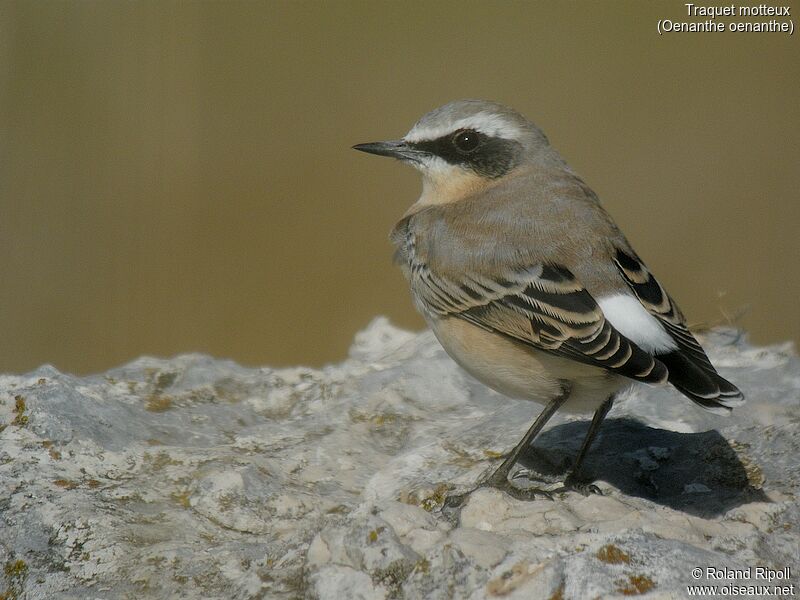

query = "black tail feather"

[{"left": 658, "top": 351, "right": 744, "bottom": 413}]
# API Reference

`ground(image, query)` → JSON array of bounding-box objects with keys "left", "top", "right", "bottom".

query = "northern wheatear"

[{"left": 354, "top": 99, "right": 743, "bottom": 500}]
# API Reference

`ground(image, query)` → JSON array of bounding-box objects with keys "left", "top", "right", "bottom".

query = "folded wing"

[
  {"left": 413, "top": 261, "right": 668, "bottom": 385},
  {"left": 612, "top": 248, "right": 744, "bottom": 412}
]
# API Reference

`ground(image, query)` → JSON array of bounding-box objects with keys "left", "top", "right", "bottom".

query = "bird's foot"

[
  {"left": 510, "top": 466, "right": 563, "bottom": 485},
  {"left": 511, "top": 467, "right": 603, "bottom": 496},
  {"left": 443, "top": 471, "right": 555, "bottom": 509},
  {"left": 490, "top": 478, "right": 555, "bottom": 502},
  {"left": 553, "top": 473, "right": 603, "bottom": 496}
]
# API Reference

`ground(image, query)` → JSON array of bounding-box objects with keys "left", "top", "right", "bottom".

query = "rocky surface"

[{"left": 1, "top": 318, "right": 798, "bottom": 599}]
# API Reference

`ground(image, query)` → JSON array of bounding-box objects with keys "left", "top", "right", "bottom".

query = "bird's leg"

[
  {"left": 557, "top": 394, "right": 615, "bottom": 496},
  {"left": 485, "top": 387, "right": 570, "bottom": 489},
  {"left": 445, "top": 386, "right": 571, "bottom": 507}
]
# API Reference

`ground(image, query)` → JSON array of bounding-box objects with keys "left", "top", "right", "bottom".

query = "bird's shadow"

[{"left": 518, "top": 417, "right": 768, "bottom": 518}]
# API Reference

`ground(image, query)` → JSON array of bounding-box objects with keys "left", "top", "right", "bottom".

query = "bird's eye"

[{"left": 453, "top": 129, "right": 481, "bottom": 153}]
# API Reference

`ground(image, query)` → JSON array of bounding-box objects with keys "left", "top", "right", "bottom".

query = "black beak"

[{"left": 352, "top": 140, "right": 426, "bottom": 163}]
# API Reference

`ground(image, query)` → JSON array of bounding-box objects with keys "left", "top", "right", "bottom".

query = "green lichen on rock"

[
  {"left": 596, "top": 544, "right": 632, "bottom": 564},
  {"left": 729, "top": 439, "right": 766, "bottom": 489},
  {"left": 155, "top": 371, "right": 178, "bottom": 392},
  {"left": 11, "top": 396, "right": 28, "bottom": 427},
  {"left": 1, "top": 559, "right": 28, "bottom": 600},
  {"left": 145, "top": 394, "right": 174, "bottom": 412},
  {"left": 367, "top": 526, "right": 385, "bottom": 544},
  {"left": 372, "top": 559, "right": 414, "bottom": 598},
  {"left": 616, "top": 573, "right": 656, "bottom": 595},
  {"left": 413, "top": 558, "right": 430, "bottom": 575},
  {"left": 144, "top": 371, "right": 179, "bottom": 412}
]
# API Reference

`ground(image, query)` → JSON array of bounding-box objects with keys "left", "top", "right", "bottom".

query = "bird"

[{"left": 353, "top": 99, "right": 743, "bottom": 501}]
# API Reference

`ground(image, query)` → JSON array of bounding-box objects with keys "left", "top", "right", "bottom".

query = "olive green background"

[{"left": 1, "top": 1, "right": 798, "bottom": 375}]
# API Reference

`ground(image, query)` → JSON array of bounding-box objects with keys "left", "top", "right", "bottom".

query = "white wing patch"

[{"left": 598, "top": 295, "right": 677, "bottom": 354}]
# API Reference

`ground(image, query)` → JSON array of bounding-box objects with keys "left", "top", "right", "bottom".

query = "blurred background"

[{"left": 1, "top": 1, "right": 798, "bottom": 375}]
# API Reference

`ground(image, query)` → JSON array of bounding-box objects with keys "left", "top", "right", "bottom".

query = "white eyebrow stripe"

[{"left": 404, "top": 112, "right": 523, "bottom": 143}]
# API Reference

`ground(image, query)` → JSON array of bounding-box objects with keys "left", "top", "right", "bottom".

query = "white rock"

[
  {"left": 378, "top": 501, "right": 438, "bottom": 536},
  {"left": 0, "top": 321, "right": 797, "bottom": 599},
  {"left": 449, "top": 527, "right": 508, "bottom": 568},
  {"left": 310, "top": 565, "right": 388, "bottom": 600},
  {"left": 306, "top": 533, "right": 331, "bottom": 566}
]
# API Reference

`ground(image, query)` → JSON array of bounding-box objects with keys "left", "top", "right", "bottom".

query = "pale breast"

[{"left": 427, "top": 316, "right": 627, "bottom": 413}]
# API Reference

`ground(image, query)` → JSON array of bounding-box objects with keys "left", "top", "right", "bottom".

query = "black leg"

[
  {"left": 444, "top": 387, "right": 572, "bottom": 507},
  {"left": 560, "top": 394, "right": 615, "bottom": 495},
  {"left": 485, "top": 386, "right": 571, "bottom": 488},
  {"left": 445, "top": 388, "right": 571, "bottom": 507}
]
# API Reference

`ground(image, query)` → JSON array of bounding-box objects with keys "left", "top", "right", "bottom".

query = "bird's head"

[{"left": 353, "top": 99, "right": 551, "bottom": 204}]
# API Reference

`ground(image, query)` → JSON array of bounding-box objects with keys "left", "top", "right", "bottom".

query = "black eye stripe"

[{"left": 409, "top": 133, "right": 523, "bottom": 179}]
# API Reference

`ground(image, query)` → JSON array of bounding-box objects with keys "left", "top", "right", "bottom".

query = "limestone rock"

[{"left": 0, "top": 319, "right": 798, "bottom": 598}]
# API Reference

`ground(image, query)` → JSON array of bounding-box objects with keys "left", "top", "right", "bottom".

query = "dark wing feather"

[
  {"left": 613, "top": 248, "right": 744, "bottom": 411},
  {"left": 413, "top": 262, "right": 668, "bottom": 385}
]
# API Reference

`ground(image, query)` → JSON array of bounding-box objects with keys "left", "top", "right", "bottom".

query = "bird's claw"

[
  {"left": 444, "top": 461, "right": 602, "bottom": 508},
  {"left": 555, "top": 474, "right": 603, "bottom": 496},
  {"left": 443, "top": 472, "right": 556, "bottom": 508},
  {"left": 510, "top": 467, "right": 561, "bottom": 484},
  {"left": 483, "top": 471, "right": 556, "bottom": 501},
  {"left": 511, "top": 469, "right": 604, "bottom": 497},
  {"left": 496, "top": 481, "right": 555, "bottom": 501}
]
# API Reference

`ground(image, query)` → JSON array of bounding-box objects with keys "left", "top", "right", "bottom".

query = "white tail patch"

[{"left": 598, "top": 295, "right": 677, "bottom": 354}]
